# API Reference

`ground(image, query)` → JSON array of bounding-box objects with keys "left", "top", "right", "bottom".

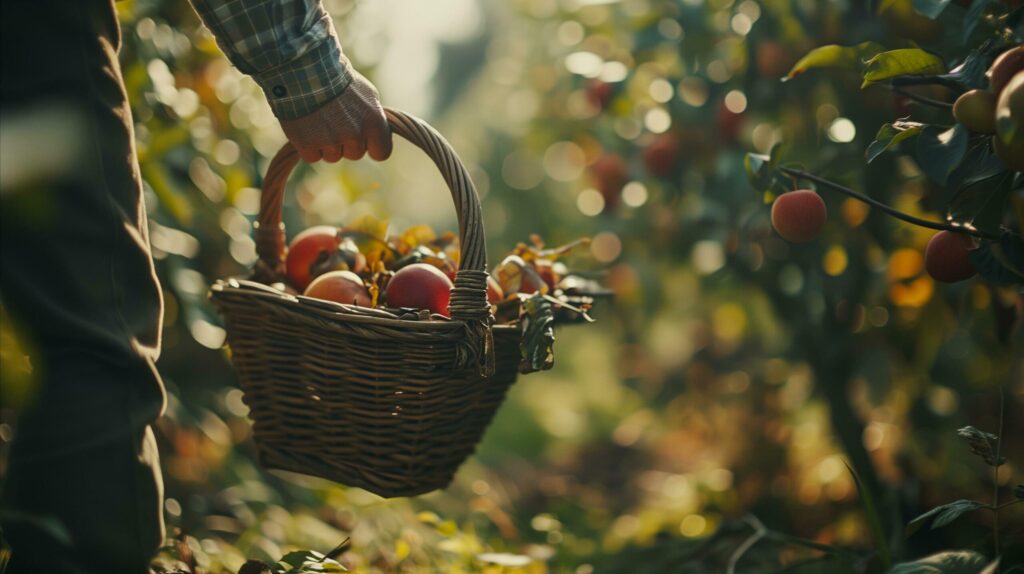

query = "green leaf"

[
  {"left": 745, "top": 153, "right": 772, "bottom": 191},
  {"left": 785, "top": 42, "right": 884, "bottom": 80},
  {"left": 887, "top": 551, "right": 989, "bottom": 574},
  {"left": 944, "top": 142, "right": 1005, "bottom": 195},
  {"left": 956, "top": 425, "right": 1006, "bottom": 466},
  {"left": 906, "top": 500, "right": 985, "bottom": 537},
  {"left": 846, "top": 462, "right": 891, "bottom": 570},
  {"left": 943, "top": 45, "right": 995, "bottom": 91},
  {"left": 862, "top": 49, "right": 947, "bottom": 88},
  {"left": 947, "top": 170, "right": 1013, "bottom": 236},
  {"left": 280, "top": 551, "right": 320, "bottom": 569},
  {"left": 238, "top": 559, "right": 276, "bottom": 574},
  {"left": 915, "top": 124, "right": 968, "bottom": 185},
  {"left": 969, "top": 233, "right": 1024, "bottom": 286},
  {"left": 770, "top": 141, "right": 787, "bottom": 165},
  {"left": 912, "top": 0, "right": 952, "bottom": 19},
  {"left": 866, "top": 121, "right": 924, "bottom": 162},
  {"left": 519, "top": 293, "right": 555, "bottom": 374}
]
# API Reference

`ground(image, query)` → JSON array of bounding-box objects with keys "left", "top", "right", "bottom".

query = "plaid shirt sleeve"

[{"left": 190, "top": 0, "right": 352, "bottom": 120}]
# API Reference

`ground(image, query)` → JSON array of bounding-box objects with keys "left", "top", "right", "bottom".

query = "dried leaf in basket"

[
  {"left": 341, "top": 214, "right": 394, "bottom": 268},
  {"left": 396, "top": 224, "right": 437, "bottom": 254},
  {"left": 519, "top": 293, "right": 555, "bottom": 374},
  {"left": 512, "top": 236, "right": 591, "bottom": 263}
]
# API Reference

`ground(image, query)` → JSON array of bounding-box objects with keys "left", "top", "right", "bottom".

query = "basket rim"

[{"left": 211, "top": 278, "right": 519, "bottom": 334}]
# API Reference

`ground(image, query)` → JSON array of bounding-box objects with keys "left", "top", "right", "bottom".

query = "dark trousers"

[{"left": 1, "top": 1, "right": 166, "bottom": 572}]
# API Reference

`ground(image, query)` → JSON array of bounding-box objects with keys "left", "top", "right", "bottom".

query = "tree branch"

[
  {"left": 776, "top": 166, "right": 1000, "bottom": 240},
  {"left": 889, "top": 85, "right": 954, "bottom": 109}
]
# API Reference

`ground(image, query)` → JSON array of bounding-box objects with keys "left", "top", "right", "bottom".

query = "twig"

[
  {"left": 764, "top": 531, "right": 862, "bottom": 560},
  {"left": 889, "top": 85, "right": 954, "bottom": 109},
  {"left": 776, "top": 166, "right": 1001, "bottom": 240},
  {"left": 728, "top": 515, "right": 767, "bottom": 574},
  {"left": 891, "top": 75, "right": 964, "bottom": 92},
  {"left": 990, "top": 499, "right": 1022, "bottom": 511}
]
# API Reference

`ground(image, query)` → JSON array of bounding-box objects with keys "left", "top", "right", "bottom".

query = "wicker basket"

[{"left": 211, "top": 109, "right": 521, "bottom": 498}]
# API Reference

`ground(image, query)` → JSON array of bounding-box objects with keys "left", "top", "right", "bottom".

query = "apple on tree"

[
  {"left": 643, "top": 133, "right": 681, "bottom": 178},
  {"left": 994, "top": 71, "right": 1024, "bottom": 171},
  {"left": 987, "top": 46, "right": 1024, "bottom": 96},
  {"left": 589, "top": 153, "right": 628, "bottom": 209},
  {"left": 924, "top": 231, "right": 977, "bottom": 283},
  {"left": 770, "top": 190, "right": 827, "bottom": 243},
  {"left": 953, "top": 89, "right": 997, "bottom": 134}
]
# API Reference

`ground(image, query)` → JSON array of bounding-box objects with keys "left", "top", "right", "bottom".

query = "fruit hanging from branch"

[
  {"left": 770, "top": 190, "right": 827, "bottom": 243},
  {"left": 994, "top": 71, "right": 1024, "bottom": 170},
  {"left": 987, "top": 46, "right": 1024, "bottom": 95},
  {"left": 953, "top": 90, "right": 997, "bottom": 134},
  {"left": 924, "top": 231, "right": 977, "bottom": 283}
]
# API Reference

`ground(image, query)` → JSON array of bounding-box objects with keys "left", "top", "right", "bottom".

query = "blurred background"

[{"left": 1, "top": 0, "right": 1022, "bottom": 572}]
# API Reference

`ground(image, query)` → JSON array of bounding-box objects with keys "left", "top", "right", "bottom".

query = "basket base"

[{"left": 259, "top": 446, "right": 452, "bottom": 498}]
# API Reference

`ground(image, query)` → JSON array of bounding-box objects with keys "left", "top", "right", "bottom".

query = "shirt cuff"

[{"left": 251, "top": 36, "right": 352, "bottom": 121}]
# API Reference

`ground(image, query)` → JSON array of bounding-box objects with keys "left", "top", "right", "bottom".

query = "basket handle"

[{"left": 252, "top": 108, "right": 493, "bottom": 374}]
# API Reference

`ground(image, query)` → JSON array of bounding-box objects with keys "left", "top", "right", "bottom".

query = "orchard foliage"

[{"left": 746, "top": 12, "right": 1023, "bottom": 285}]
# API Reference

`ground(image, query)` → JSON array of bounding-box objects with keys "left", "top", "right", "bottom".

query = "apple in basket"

[
  {"left": 286, "top": 225, "right": 339, "bottom": 291},
  {"left": 386, "top": 263, "right": 453, "bottom": 317},
  {"left": 304, "top": 270, "right": 371, "bottom": 307},
  {"left": 487, "top": 276, "right": 504, "bottom": 305},
  {"left": 495, "top": 255, "right": 548, "bottom": 295}
]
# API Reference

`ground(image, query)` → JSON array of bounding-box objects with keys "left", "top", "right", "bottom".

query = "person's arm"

[{"left": 190, "top": 0, "right": 391, "bottom": 162}]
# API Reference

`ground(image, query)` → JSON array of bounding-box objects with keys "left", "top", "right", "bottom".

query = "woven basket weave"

[{"left": 211, "top": 109, "right": 520, "bottom": 498}]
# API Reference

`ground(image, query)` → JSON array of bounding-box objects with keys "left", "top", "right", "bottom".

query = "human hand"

[{"left": 279, "top": 68, "right": 393, "bottom": 163}]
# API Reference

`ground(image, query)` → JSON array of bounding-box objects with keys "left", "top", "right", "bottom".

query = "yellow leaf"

[
  {"left": 437, "top": 520, "right": 458, "bottom": 536},
  {"left": 785, "top": 42, "right": 884, "bottom": 81},
  {"left": 394, "top": 539, "right": 410, "bottom": 561},
  {"left": 400, "top": 224, "right": 437, "bottom": 251},
  {"left": 861, "top": 49, "right": 946, "bottom": 88},
  {"left": 417, "top": 511, "right": 441, "bottom": 525}
]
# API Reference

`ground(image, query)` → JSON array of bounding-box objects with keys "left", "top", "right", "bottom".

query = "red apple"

[
  {"left": 586, "top": 79, "right": 615, "bottom": 110},
  {"left": 385, "top": 263, "right": 454, "bottom": 317},
  {"left": 286, "top": 225, "right": 340, "bottom": 291},
  {"left": 925, "top": 231, "right": 976, "bottom": 283},
  {"left": 989, "top": 46, "right": 1024, "bottom": 96},
  {"left": 303, "top": 270, "right": 371, "bottom": 306},
  {"left": 590, "top": 154, "right": 628, "bottom": 209},
  {"left": 533, "top": 259, "right": 560, "bottom": 292},
  {"left": 495, "top": 255, "right": 548, "bottom": 295},
  {"left": 771, "top": 190, "right": 827, "bottom": 243},
  {"left": 643, "top": 134, "right": 681, "bottom": 178},
  {"left": 487, "top": 276, "right": 504, "bottom": 305}
]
